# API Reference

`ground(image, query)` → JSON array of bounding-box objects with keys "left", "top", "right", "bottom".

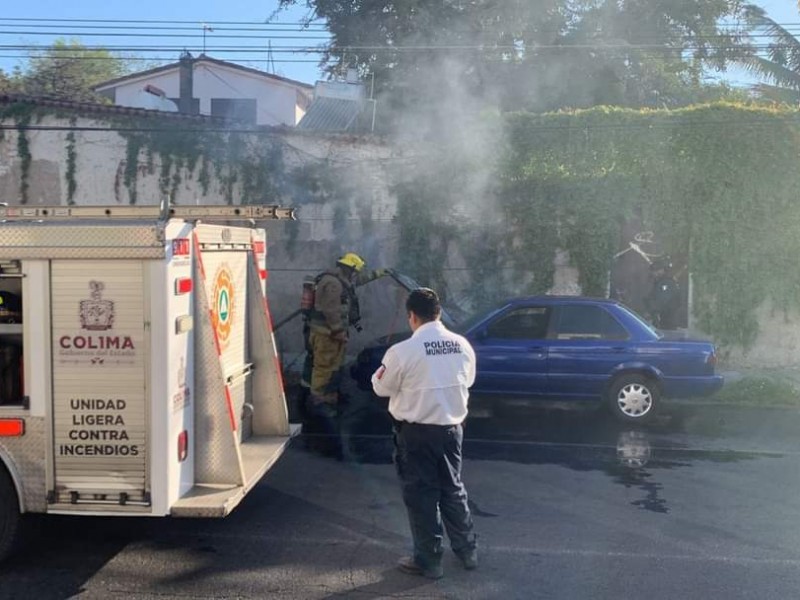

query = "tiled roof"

[{"left": 0, "top": 93, "right": 228, "bottom": 122}]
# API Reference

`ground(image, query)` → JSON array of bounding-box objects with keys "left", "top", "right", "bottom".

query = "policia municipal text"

[{"left": 372, "top": 288, "right": 478, "bottom": 579}]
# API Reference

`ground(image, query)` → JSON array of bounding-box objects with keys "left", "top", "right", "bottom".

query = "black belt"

[{"left": 393, "top": 419, "right": 461, "bottom": 429}]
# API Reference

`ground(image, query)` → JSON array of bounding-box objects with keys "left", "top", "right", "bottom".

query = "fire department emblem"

[
  {"left": 80, "top": 281, "right": 114, "bottom": 331},
  {"left": 212, "top": 265, "right": 235, "bottom": 348}
]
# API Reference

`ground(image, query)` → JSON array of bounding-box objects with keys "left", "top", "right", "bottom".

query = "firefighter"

[{"left": 301, "top": 252, "right": 390, "bottom": 457}]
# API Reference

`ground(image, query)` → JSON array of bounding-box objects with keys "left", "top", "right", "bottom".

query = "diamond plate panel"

[
  {"left": 0, "top": 416, "right": 46, "bottom": 513},
  {"left": 0, "top": 224, "right": 166, "bottom": 259},
  {"left": 193, "top": 244, "right": 245, "bottom": 486},
  {"left": 247, "top": 259, "right": 290, "bottom": 437}
]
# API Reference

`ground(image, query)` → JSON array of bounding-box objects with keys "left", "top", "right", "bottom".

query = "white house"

[{"left": 94, "top": 53, "right": 313, "bottom": 126}]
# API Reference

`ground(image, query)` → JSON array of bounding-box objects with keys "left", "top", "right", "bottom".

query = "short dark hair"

[{"left": 406, "top": 288, "right": 441, "bottom": 322}]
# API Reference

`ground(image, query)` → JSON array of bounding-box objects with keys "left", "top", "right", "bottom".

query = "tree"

[
  {"left": 278, "top": 0, "right": 751, "bottom": 122},
  {"left": 738, "top": 4, "right": 800, "bottom": 103},
  {"left": 9, "top": 39, "right": 138, "bottom": 102}
]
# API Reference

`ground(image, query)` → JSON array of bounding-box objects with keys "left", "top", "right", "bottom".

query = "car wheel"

[
  {"left": 0, "top": 468, "right": 21, "bottom": 562},
  {"left": 608, "top": 374, "right": 659, "bottom": 423}
]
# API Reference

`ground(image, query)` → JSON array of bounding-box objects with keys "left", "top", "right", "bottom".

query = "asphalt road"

[{"left": 2, "top": 394, "right": 800, "bottom": 600}]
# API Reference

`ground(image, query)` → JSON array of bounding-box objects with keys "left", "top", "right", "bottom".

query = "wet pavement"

[{"left": 2, "top": 389, "right": 799, "bottom": 599}]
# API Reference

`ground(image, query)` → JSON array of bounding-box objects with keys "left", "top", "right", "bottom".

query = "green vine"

[
  {"left": 391, "top": 103, "right": 800, "bottom": 350},
  {"left": 15, "top": 115, "right": 32, "bottom": 205},
  {"left": 65, "top": 118, "right": 77, "bottom": 204}
]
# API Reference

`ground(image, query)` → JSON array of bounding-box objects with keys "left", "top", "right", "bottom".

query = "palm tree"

[{"left": 738, "top": 4, "right": 800, "bottom": 103}]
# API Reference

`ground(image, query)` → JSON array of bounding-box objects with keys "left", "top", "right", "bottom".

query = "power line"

[
  {"left": 0, "top": 54, "right": 323, "bottom": 63},
  {"left": 0, "top": 42, "right": 796, "bottom": 54},
  {"left": 0, "top": 30, "right": 331, "bottom": 40},
  {"left": 0, "top": 17, "right": 328, "bottom": 27},
  {"left": 3, "top": 14, "right": 800, "bottom": 29}
]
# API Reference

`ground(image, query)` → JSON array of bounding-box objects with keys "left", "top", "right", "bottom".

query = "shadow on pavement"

[{"left": 289, "top": 383, "right": 786, "bottom": 516}]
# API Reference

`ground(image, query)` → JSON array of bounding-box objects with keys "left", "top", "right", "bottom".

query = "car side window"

[
  {"left": 554, "top": 305, "right": 629, "bottom": 340},
  {"left": 486, "top": 307, "right": 550, "bottom": 340}
]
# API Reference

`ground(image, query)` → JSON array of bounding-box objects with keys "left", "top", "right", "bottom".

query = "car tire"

[
  {"left": 607, "top": 374, "right": 660, "bottom": 423},
  {"left": 0, "top": 467, "right": 21, "bottom": 562}
]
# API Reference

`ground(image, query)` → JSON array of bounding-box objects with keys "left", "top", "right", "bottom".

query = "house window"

[{"left": 211, "top": 98, "right": 257, "bottom": 123}]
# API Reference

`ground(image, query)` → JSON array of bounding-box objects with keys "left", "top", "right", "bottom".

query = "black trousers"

[{"left": 393, "top": 421, "right": 476, "bottom": 568}]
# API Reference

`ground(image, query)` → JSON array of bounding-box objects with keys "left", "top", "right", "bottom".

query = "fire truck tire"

[{"left": 0, "top": 467, "right": 21, "bottom": 562}]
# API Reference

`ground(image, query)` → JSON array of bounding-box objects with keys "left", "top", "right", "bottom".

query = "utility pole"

[{"left": 267, "top": 40, "right": 276, "bottom": 74}]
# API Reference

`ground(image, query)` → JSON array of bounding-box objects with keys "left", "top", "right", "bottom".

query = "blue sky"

[{"left": 0, "top": 0, "right": 797, "bottom": 87}]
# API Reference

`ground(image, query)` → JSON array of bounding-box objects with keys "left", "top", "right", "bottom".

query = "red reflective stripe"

[
  {"left": 224, "top": 386, "right": 237, "bottom": 432},
  {"left": 259, "top": 269, "right": 267, "bottom": 280},
  {"left": 273, "top": 355, "right": 285, "bottom": 390},
  {"left": 192, "top": 233, "right": 206, "bottom": 280},
  {"left": 0, "top": 419, "right": 24, "bottom": 437}
]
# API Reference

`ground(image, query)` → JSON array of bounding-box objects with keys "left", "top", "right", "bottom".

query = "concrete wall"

[
  {"left": 0, "top": 110, "right": 795, "bottom": 368},
  {"left": 722, "top": 302, "right": 800, "bottom": 369},
  {"left": 0, "top": 112, "right": 404, "bottom": 360}
]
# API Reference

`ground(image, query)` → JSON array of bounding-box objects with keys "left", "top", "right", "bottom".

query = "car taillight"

[{"left": 707, "top": 352, "right": 717, "bottom": 367}]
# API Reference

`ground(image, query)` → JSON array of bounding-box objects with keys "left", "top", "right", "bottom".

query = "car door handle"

[{"left": 611, "top": 346, "right": 627, "bottom": 352}]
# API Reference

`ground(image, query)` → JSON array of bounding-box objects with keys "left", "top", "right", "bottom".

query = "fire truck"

[{"left": 0, "top": 203, "right": 297, "bottom": 560}]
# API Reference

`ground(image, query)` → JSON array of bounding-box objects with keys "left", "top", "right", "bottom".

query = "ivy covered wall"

[
  {"left": 1, "top": 99, "right": 798, "bottom": 365},
  {"left": 393, "top": 103, "right": 800, "bottom": 364},
  {"left": 0, "top": 100, "right": 402, "bottom": 357}
]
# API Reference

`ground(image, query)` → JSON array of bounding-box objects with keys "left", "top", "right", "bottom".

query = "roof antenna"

[{"left": 201, "top": 23, "right": 214, "bottom": 55}]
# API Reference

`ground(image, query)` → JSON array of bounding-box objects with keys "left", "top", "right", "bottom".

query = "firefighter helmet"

[{"left": 337, "top": 252, "right": 366, "bottom": 272}]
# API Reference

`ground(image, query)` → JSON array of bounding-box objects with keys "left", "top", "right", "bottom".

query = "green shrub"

[{"left": 714, "top": 376, "right": 800, "bottom": 406}]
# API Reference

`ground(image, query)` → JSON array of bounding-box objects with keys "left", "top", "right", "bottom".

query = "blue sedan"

[{"left": 350, "top": 296, "right": 723, "bottom": 423}]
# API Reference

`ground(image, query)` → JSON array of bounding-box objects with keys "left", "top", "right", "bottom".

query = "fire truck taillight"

[
  {"left": 177, "top": 430, "right": 188, "bottom": 462},
  {"left": 253, "top": 241, "right": 265, "bottom": 254},
  {"left": 0, "top": 419, "right": 24, "bottom": 437},
  {"left": 174, "top": 278, "right": 193, "bottom": 295},
  {"left": 172, "top": 239, "right": 191, "bottom": 256}
]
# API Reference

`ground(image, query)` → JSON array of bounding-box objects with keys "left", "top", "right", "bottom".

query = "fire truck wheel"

[{"left": 0, "top": 467, "right": 21, "bottom": 562}]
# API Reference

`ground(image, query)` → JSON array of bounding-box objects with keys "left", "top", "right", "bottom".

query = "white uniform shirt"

[{"left": 371, "top": 320, "right": 476, "bottom": 425}]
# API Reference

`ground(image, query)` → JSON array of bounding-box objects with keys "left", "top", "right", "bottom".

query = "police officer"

[{"left": 372, "top": 288, "right": 478, "bottom": 579}]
